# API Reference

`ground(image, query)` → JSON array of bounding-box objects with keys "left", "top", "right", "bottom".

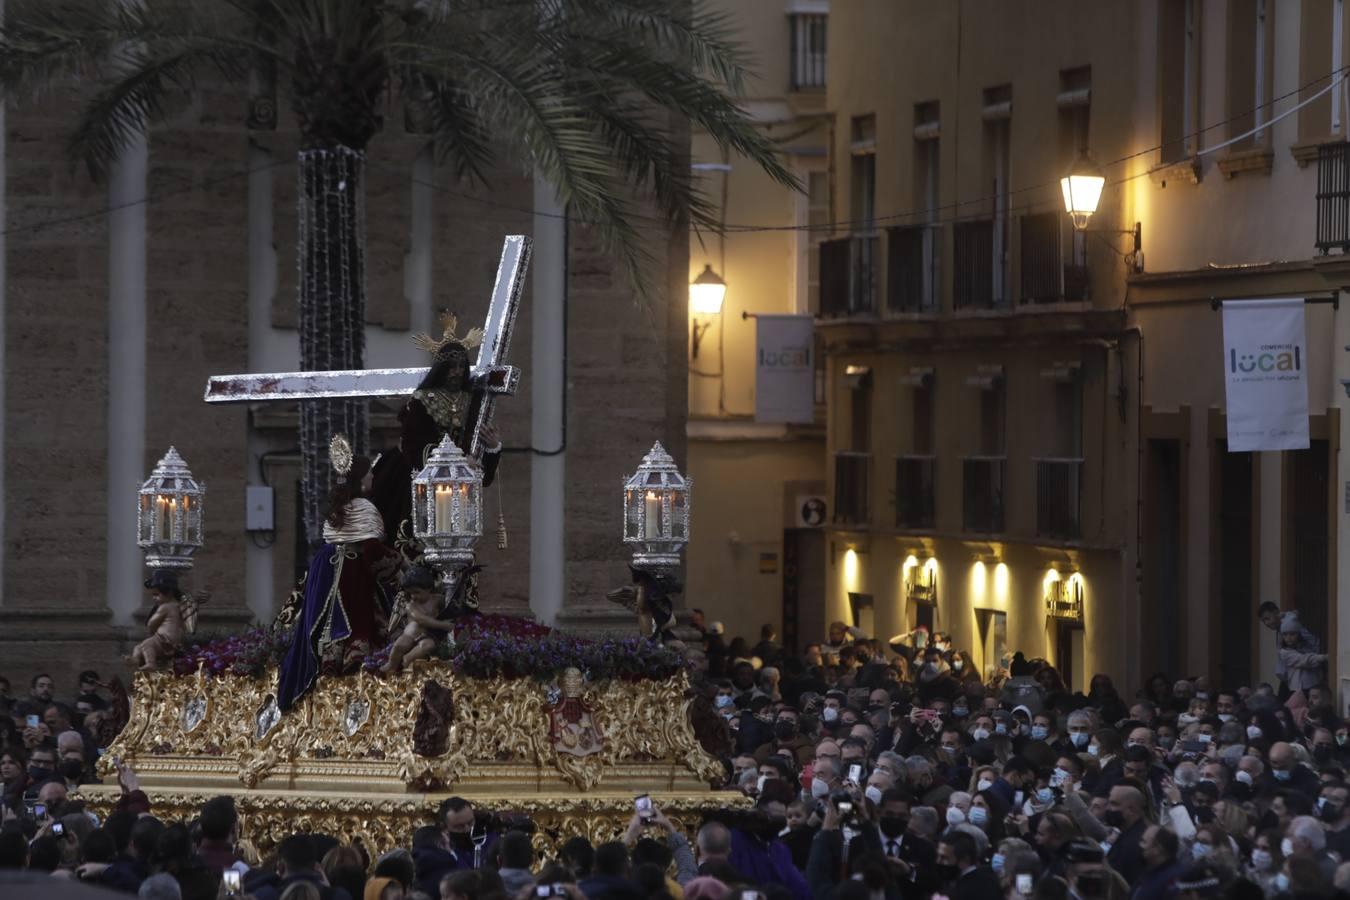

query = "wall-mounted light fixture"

[
  {"left": 689, "top": 264, "right": 726, "bottom": 359},
  {"left": 1060, "top": 150, "right": 1143, "bottom": 273}
]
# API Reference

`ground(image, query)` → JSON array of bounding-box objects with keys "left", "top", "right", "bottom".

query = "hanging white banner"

[
  {"left": 755, "top": 314, "right": 815, "bottom": 423},
  {"left": 1221, "top": 298, "right": 1310, "bottom": 452}
]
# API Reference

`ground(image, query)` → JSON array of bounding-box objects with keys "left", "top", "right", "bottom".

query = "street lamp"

[
  {"left": 1059, "top": 150, "right": 1143, "bottom": 272},
  {"left": 411, "top": 435, "right": 483, "bottom": 598},
  {"left": 690, "top": 264, "right": 726, "bottom": 359},
  {"left": 137, "top": 447, "right": 205, "bottom": 571},
  {"left": 1059, "top": 151, "right": 1106, "bottom": 231},
  {"left": 622, "top": 441, "right": 691, "bottom": 571}
]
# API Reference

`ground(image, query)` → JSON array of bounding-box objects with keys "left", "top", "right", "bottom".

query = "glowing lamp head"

[
  {"left": 690, "top": 264, "right": 727, "bottom": 315},
  {"left": 1060, "top": 152, "right": 1105, "bottom": 231}
]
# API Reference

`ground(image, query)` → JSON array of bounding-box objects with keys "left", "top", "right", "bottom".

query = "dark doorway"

[
  {"left": 1287, "top": 439, "right": 1330, "bottom": 642},
  {"left": 1216, "top": 443, "right": 1255, "bottom": 690},
  {"left": 1055, "top": 620, "right": 1084, "bottom": 692},
  {"left": 783, "top": 529, "right": 826, "bottom": 652},
  {"left": 1143, "top": 439, "right": 1184, "bottom": 680}
]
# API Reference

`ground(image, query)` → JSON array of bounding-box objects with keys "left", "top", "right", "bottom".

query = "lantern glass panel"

[{"left": 671, "top": 493, "right": 687, "bottom": 539}]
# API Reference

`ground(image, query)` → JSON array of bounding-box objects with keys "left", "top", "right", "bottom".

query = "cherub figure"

[
  {"left": 128, "top": 570, "right": 202, "bottom": 671},
  {"left": 381, "top": 566, "right": 455, "bottom": 673}
]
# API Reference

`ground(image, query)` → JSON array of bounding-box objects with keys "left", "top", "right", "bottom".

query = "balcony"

[
  {"left": 886, "top": 224, "right": 941, "bottom": 313},
  {"left": 895, "top": 456, "right": 936, "bottom": 529},
  {"left": 789, "top": 13, "right": 827, "bottom": 92},
  {"left": 1316, "top": 142, "right": 1350, "bottom": 254},
  {"left": 1020, "top": 211, "right": 1087, "bottom": 303},
  {"left": 819, "top": 235, "right": 879, "bottom": 317},
  {"left": 834, "top": 451, "right": 870, "bottom": 525},
  {"left": 953, "top": 219, "right": 1005, "bottom": 309},
  {"left": 1035, "top": 458, "right": 1083, "bottom": 539},
  {"left": 962, "top": 456, "right": 1006, "bottom": 533}
]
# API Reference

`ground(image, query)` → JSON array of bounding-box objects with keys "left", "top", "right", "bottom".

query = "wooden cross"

[{"left": 205, "top": 235, "right": 532, "bottom": 461}]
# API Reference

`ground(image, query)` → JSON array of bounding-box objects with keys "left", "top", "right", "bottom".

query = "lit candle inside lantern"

[
  {"left": 156, "top": 496, "right": 170, "bottom": 539},
  {"left": 644, "top": 491, "right": 661, "bottom": 539},
  {"left": 435, "top": 485, "right": 454, "bottom": 533}
]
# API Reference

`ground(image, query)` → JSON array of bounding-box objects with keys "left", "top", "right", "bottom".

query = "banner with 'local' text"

[
  {"left": 1221, "top": 298, "right": 1310, "bottom": 452},
  {"left": 755, "top": 314, "right": 815, "bottom": 424}
]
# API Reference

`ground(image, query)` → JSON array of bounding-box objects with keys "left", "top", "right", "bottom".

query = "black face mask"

[
  {"left": 934, "top": 863, "right": 958, "bottom": 883},
  {"left": 449, "top": 832, "right": 475, "bottom": 851},
  {"left": 1103, "top": 810, "right": 1125, "bottom": 829},
  {"left": 1258, "top": 809, "right": 1280, "bottom": 832},
  {"left": 58, "top": 760, "right": 83, "bottom": 781},
  {"left": 27, "top": 766, "right": 51, "bottom": 783},
  {"left": 1315, "top": 746, "right": 1334, "bottom": 764},
  {"left": 1322, "top": 802, "right": 1342, "bottom": 823},
  {"left": 1076, "top": 873, "right": 1107, "bottom": 898},
  {"left": 773, "top": 721, "right": 797, "bottom": 740},
  {"left": 1192, "top": 806, "right": 1214, "bottom": 825},
  {"left": 879, "top": 815, "right": 908, "bottom": 838},
  {"left": 766, "top": 816, "right": 788, "bottom": 835}
]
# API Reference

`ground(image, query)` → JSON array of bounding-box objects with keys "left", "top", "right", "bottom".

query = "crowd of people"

[{"left": 0, "top": 601, "right": 1348, "bottom": 899}]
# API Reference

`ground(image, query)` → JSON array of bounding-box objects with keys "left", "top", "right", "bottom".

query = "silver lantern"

[
  {"left": 412, "top": 435, "right": 483, "bottom": 592},
  {"left": 622, "top": 441, "right": 691, "bottom": 571},
  {"left": 137, "top": 447, "right": 205, "bottom": 571}
]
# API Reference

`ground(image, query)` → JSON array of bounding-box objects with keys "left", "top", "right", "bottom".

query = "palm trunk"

[{"left": 298, "top": 145, "right": 369, "bottom": 550}]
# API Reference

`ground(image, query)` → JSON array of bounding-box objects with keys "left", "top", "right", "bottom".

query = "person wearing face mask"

[
  {"left": 934, "top": 830, "right": 1000, "bottom": 900},
  {"left": 987, "top": 756, "right": 1035, "bottom": 812},
  {"left": 1083, "top": 729, "right": 1124, "bottom": 798},
  {"left": 1103, "top": 785, "right": 1148, "bottom": 884},
  {"left": 1061, "top": 711, "right": 1096, "bottom": 758},
  {"left": 753, "top": 710, "right": 813, "bottom": 768},
  {"left": 1284, "top": 814, "right": 1338, "bottom": 884},
  {"left": 1319, "top": 782, "right": 1350, "bottom": 859},
  {"left": 1268, "top": 741, "right": 1321, "bottom": 800},
  {"left": 1244, "top": 829, "right": 1284, "bottom": 895},
  {"left": 438, "top": 797, "right": 498, "bottom": 871},
  {"left": 871, "top": 789, "right": 935, "bottom": 900},
  {"left": 1029, "top": 712, "right": 1058, "bottom": 746},
  {"left": 807, "top": 757, "right": 842, "bottom": 808}
]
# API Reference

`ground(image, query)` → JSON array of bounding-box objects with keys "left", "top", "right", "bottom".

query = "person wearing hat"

[
  {"left": 381, "top": 566, "right": 456, "bottom": 673},
  {"left": 127, "top": 570, "right": 188, "bottom": 671}
]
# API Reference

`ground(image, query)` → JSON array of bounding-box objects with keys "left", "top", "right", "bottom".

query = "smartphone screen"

[
  {"left": 51, "top": 823, "right": 63, "bottom": 836},
  {"left": 25, "top": 715, "right": 39, "bottom": 729},
  {"left": 34, "top": 804, "right": 45, "bottom": 819},
  {"left": 1016, "top": 874, "right": 1032, "bottom": 895},
  {"left": 634, "top": 793, "right": 653, "bottom": 819},
  {"left": 223, "top": 870, "right": 242, "bottom": 892},
  {"left": 536, "top": 887, "right": 552, "bottom": 898},
  {"left": 848, "top": 764, "right": 862, "bottom": 784}
]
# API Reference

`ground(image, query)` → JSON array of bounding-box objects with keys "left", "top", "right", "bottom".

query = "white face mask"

[
  {"left": 1246, "top": 725, "right": 1263, "bottom": 740},
  {"left": 1051, "top": 767, "right": 1071, "bottom": 787},
  {"left": 1192, "top": 843, "right": 1211, "bottom": 859},
  {"left": 1196, "top": 733, "right": 1212, "bottom": 744},
  {"left": 972, "top": 727, "right": 991, "bottom": 741},
  {"left": 946, "top": 806, "right": 966, "bottom": 826},
  {"left": 977, "top": 778, "right": 993, "bottom": 792},
  {"left": 1281, "top": 837, "right": 1295, "bottom": 858},
  {"left": 715, "top": 695, "right": 733, "bottom": 709},
  {"left": 822, "top": 707, "right": 839, "bottom": 723},
  {"left": 810, "top": 778, "right": 831, "bottom": 799},
  {"left": 1235, "top": 770, "right": 1254, "bottom": 786},
  {"left": 864, "top": 785, "right": 883, "bottom": 806},
  {"left": 1070, "top": 732, "right": 1089, "bottom": 748},
  {"left": 1218, "top": 713, "right": 1234, "bottom": 723},
  {"left": 1087, "top": 744, "right": 1100, "bottom": 757},
  {"left": 1251, "top": 848, "right": 1273, "bottom": 871},
  {"left": 967, "top": 806, "right": 989, "bottom": 827}
]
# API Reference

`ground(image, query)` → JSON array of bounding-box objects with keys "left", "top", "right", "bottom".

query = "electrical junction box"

[{"left": 246, "top": 486, "right": 275, "bottom": 532}]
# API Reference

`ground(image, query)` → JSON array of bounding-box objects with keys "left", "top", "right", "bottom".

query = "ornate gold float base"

[{"left": 83, "top": 663, "right": 741, "bottom": 854}]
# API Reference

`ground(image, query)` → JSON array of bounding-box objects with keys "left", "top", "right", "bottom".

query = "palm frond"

[{"left": 70, "top": 39, "right": 250, "bottom": 179}]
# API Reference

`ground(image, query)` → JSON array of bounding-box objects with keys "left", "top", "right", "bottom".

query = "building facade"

[
  {"left": 818, "top": 0, "right": 1347, "bottom": 695},
  {"left": 684, "top": 1, "right": 829, "bottom": 648}
]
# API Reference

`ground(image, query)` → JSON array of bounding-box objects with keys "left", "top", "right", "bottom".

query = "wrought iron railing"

[
  {"left": 834, "top": 452, "right": 870, "bottom": 524},
  {"left": 1021, "top": 211, "right": 1085, "bottom": 303},
  {"left": 895, "top": 456, "right": 936, "bottom": 529},
  {"left": 819, "top": 235, "right": 879, "bottom": 317},
  {"left": 886, "top": 224, "right": 941, "bottom": 313},
  {"left": 1316, "top": 142, "right": 1350, "bottom": 254},
  {"left": 954, "top": 219, "right": 1000, "bottom": 309},
  {"left": 962, "top": 456, "right": 1006, "bottom": 533},
  {"left": 1035, "top": 458, "right": 1083, "bottom": 539}
]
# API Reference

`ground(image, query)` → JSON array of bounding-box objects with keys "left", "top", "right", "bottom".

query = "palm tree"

[{"left": 0, "top": 0, "right": 796, "bottom": 546}]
